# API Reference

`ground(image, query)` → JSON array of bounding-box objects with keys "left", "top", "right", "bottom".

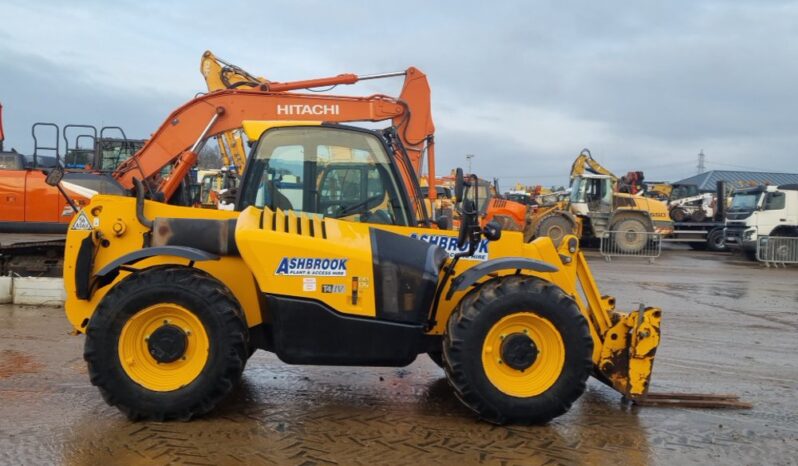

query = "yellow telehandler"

[{"left": 56, "top": 112, "right": 666, "bottom": 424}]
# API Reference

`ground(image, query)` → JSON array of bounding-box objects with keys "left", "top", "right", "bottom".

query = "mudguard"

[
  {"left": 88, "top": 246, "right": 219, "bottom": 296},
  {"left": 446, "top": 256, "right": 558, "bottom": 299}
]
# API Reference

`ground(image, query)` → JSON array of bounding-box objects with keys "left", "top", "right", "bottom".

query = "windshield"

[
  {"left": 97, "top": 139, "right": 146, "bottom": 171},
  {"left": 64, "top": 149, "right": 94, "bottom": 169},
  {"left": 464, "top": 182, "right": 491, "bottom": 212},
  {"left": 506, "top": 193, "right": 530, "bottom": 204},
  {"left": 239, "top": 126, "right": 411, "bottom": 226},
  {"left": 729, "top": 193, "right": 760, "bottom": 211},
  {"left": 569, "top": 177, "right": 612, "bottom": 205},
  {"left": 670, "top": 184, "right": 699, "bottom": 200}
]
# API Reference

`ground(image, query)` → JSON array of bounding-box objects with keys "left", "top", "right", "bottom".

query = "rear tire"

[
  {"left": 443, "top": 276, "right": 593, "bottom": 425},
  {"left": 534, "top": 215, "right": 575, "bottom": 248},
  {"left": 84, "top": 266, "right": 248, "bottom": 421},
  {"left": 610, "top": 217, "right": 649, "bottom": 254}
]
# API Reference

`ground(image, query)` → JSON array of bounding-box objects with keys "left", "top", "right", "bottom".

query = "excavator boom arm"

[
  {"left": 570, "top": 149, "right": 617, "bottom": 181},
  {"left": 198, "top": 53, "right": 435, "bottom": 200},
  {"left": 114, "top": 84, "right": 435, "bottom": 201}
]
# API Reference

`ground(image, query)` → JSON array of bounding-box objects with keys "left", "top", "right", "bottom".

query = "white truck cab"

[{"left": 724, "top": 184, "right": 798, "bottom": 255}]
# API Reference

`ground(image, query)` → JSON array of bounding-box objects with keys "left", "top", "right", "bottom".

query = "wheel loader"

[
  {"left": 529, "top": 149, "right": 673, "bottom": 253},
  {"left": 58, "top": 121, "right": 664, "bottom": 424}
]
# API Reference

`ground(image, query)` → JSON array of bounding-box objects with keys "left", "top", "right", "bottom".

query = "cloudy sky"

[{"left": 1, "top": 0, "right": 796, "bottom": 188}]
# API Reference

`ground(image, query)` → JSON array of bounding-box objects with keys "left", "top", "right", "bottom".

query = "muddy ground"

[{"left": 0, "top": 248, "right": 796, "bottom": 465}]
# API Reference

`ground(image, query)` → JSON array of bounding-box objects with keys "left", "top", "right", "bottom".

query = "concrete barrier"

[
  {"left": 0, "top": 277, "right": 11, "bottom": 304},
  {"left": 12, "top": 277, "right": 65, "bottom": 306}
]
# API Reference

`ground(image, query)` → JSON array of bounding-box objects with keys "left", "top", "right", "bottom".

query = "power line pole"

[
  {"left": 466, "top": 154, "right": 475, "bottom": 174},
  {"left": 697, "top": 149, "right": 705, "bottom": 174}
]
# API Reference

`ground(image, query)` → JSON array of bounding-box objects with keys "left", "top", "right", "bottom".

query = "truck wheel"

[
  {"left": 443, "top": 276, "right": 592, "bottom": 425},
  {"left": 669, "top": 207, "right": 688, "bottom": 222},
  {"left": 84, "top": 266, "right": 248, "bottom": 421},
  {"left": 535, "top": 215, "right": 574, "bottom": 248},
  {"left": 690, "top": 209, "right": 707, "bottom": 223},
  {"left": 610, "top": 218, "right": 649, "bottom": 254},
  {"left": 706, "top": 228, "right": 727, "bottom": 252}
]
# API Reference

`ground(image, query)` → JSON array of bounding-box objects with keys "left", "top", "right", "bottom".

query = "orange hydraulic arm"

[{"left": 113, "top": 67, "right": 436, "bottom": 203}]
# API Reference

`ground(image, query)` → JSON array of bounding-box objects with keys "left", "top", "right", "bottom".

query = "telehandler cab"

[{"left": 59, "top": 120, "right": 664, "bottom": 425}]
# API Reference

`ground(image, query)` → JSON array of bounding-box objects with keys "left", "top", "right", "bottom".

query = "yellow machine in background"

[
  {"left": 530, "top": 149, "right": 673, "bottom": 252},
  {"left": 59, "top": 121, "right": 664, "bottom": 425},
  {"left": 645, "top": 181, "right": 673, "bottom": 201},
  {"left": 199, "top": 50, "right": 264, "bottom": 173}
]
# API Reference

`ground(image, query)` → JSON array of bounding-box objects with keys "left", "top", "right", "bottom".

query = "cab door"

[
  {"left": 761, "top": 191, "right": 787, "bottom": 235},
  {"left": 238, "top": 124, "right": 414, "bottom": 227},
  {"left": 24, "top": 171, "right": 63, "bottom": 224}
]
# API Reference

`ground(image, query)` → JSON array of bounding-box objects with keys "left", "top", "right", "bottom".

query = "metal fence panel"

[
  {"left": 756, "top": 236, "right": 798, "bottom": 267},
  {"left": 600, "top": 230, "right": 662, "bottom": 263}
]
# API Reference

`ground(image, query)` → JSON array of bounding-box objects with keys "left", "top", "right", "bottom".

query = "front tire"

[
  {"left": 443, "top": 276, "right": 593, "bottom": 425},
  {"left": 84, "top": 266, "right": 248, "bottom": 421},
  {"left": 610, "top": 217, "right": 649, "bottom": 254}
]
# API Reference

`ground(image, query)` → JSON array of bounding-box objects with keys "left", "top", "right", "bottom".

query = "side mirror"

[
  {"left": 456, "top": 198, "right": 479, "bottom": 250},
  {"left": 44, "top": 166, "right": 65, "bottom": 187},
  {"left": 43, "top": 165, "right": 80, "bottom": 214},
  {"left": 454, "top": 167, "right": 465, "bottom": 202},
  {"left": 483, "top": 220, "right": 502, "bottom": 242}
]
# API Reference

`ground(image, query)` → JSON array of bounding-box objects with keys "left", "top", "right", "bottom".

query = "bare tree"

[{"left": 197, "top": 139, "right": 222, "bottom": 169}]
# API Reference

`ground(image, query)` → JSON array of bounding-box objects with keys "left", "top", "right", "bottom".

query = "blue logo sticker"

[
  {"left": 275, "top": 257, "right": 348, "bottom": 276},
  {"left": 409, "top": 233, "right": 489, "bottom": 261}
]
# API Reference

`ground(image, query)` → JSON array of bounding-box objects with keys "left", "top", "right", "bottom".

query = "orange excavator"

[
  {"left": 0, "top": 102, "right": 150, "bottom": 275},
  {"left": 113, "top": 64, "right": 440, "bottom": 218},
  {"left": 4, "top": 65, "right": 439, "bottom": 275},
  {"left": 197, "top": 52, "right": 529, "bottom": 231}
]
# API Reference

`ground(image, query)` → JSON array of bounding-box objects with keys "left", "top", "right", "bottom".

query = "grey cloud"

[{"left": 1, "top": 0, "right": 795, "bottom": 190}]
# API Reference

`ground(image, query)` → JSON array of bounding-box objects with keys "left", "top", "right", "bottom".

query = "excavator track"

[{"left": 0, "top": 235, "right": 65, "bottom": 277}]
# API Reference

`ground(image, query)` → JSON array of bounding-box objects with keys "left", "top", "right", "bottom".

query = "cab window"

[{"left": 239, "top": 127, "right": 411, "bottom": 226}]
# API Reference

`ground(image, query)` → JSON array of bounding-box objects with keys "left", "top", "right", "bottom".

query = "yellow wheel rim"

[
  {"left": 482, "top": 312, "right": 565, "bottom": 397},
  {"left": 118, "top": 303, "right": 210, "bottom": 392}
]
